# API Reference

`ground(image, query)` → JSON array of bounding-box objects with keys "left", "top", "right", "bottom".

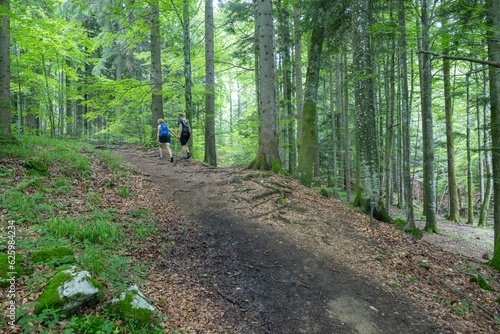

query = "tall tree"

[
  {"left": 398, "top": 0, "right": 415, "bottom": 229},
  {"left": 250, "top": 0, "right": 281, "bottom": 171},
  {"left": 351, "top": 0, "right": 390, "bottom": 222},
  {"left": 329, "top": 54, "right": 338, "bottom": 191},
  {"left": 479, "top": 67, "right": 492, "bottom": 227},
  {"left": 294, "top": 2, "right": 303, "bottom": 157},
  {"left": 150, "top": 0, "right": 163, "bottom": 138},
  {"left": 419, "top": 0, "right": 437, "bottom": 233},
  {"left": 466, "top": 70, "right": 474, "bottom": 225},
  {"left": 296, "top": 3, "right": 325, "bottom": 186},
  {"left": 487, "top": 0, "right": 500, "bottom": 270},
  {"left": 0, "top": 0, "right": 11, "bottom": 137},
  {"left": 204, "top": 0, "right": 216, "bottom": 166},
  {"left": 443, "top": 54, "right": 460, "bottom": 222}
]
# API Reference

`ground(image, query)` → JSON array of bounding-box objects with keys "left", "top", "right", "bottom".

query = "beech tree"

[
  {"left": 250, "top": 0, "right": 281, "bottom": 171},
  {"left": 204, "top": 0, "right": 216, "bottom": 166},
  {"left": 150, "top": 0, "right": 163, "bottom": 137}
]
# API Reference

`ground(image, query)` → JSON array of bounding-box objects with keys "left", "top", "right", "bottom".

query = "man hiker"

[
  {"left": 157, "top": 119, "right": 177, "bottom": 162},
  {"left": 177, "top": 112, "right": 192, "bottom": 160}
]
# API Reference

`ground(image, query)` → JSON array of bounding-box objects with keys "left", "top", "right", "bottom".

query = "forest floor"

[{"left": 116, "top": 145, "right": 500, "bottom": 333}]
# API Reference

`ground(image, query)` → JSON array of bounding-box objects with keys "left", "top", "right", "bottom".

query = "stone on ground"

[{"left": 109, "top": 285, "right": 155, "bottom": 324}]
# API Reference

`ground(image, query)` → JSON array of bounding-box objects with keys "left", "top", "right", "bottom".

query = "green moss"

[
  {"left": 271, "top": 158, "right": 283, "bottom": 174},
  {"left": 0, "top": 240, "right": 7, "bottom": 252},
  {"left": 470, "top": 276, "right": 495, "bottom": 291},
  {"left": 320, "top": 188, "right": 329, "bottom": 197},
  {"left": 35, "top": 272, "right": 73, "bottom": 314},
  {"left": 394, "top": 218, "right": 406, "bottom": 226},
  {"left": 495, "top": 296, "right": 500, "bottom": 304},
  {"left": 243, "top": 174, "right": 253, "bottom": 181},
  {"left": 35, "top": 272, "right": 104, "bottom": 315},
  {"left": 0, "top": 253, "right": 31, "bottom": 288},
  {"left": 389, "top": 283, "right": 400, "bottom": 288},
  {"left": 489, "top": 233, "right": 500, "bottom": 272},
  {"left": 23, "top": 159, "right": 50, "bottom": 177},
  {"left": 32, "top": 247, "right": 75, "bottom": 265},
  {"left": 259, "top": 171, "right": 272, "bottom": 178},
  {"left": 109, "top": 290, "right": 153, "bottom": 324}
]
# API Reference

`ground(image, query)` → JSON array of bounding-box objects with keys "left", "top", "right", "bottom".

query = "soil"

[{"left": 117, "top": 146, "right": 500, "bottom": 333}]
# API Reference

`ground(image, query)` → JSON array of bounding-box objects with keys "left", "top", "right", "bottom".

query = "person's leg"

[
  {"left": 158, "top": 143, "right": 163, "bottom": 157},
  {"left": 182, "top": 145, "right": 187, "bottom": 157},
  {"left": 166, "top": 144, "right": 172, "bottom": 157}
]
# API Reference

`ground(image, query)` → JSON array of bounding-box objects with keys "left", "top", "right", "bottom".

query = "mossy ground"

[
  {"left": 0, "top": 253, "right": 31, "bottom": 288},
  {"left": 34, "top": 272, "right": 73, "bottom": 314},
  {"left": 32, "top": 247, "right": 75, "bottom": 265}
]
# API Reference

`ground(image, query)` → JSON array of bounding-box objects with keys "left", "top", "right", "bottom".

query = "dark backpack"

[
  {"left": 160, "top": 124, "right": 170, "bottom": 137},
  {"left": 181, "top": 119, "right": 191, "bottom": 135}
]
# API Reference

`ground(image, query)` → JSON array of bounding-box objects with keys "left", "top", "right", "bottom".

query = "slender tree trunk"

[
  {"left": 486, "top": 0, "right": 500, "bottom": 269},
  {"left": 444, "top": 55, "right": 460, "bottom": 222},
  {"left": 0, "top": 0, "right": 10, "bottom": 136},
  {"left": 399, "top": 0, "right": 415, "bottom": 229},
  {"left": 329, "top": 54, "right": 338, "bottom": 191},
  {"left": 65, "top": 60, "right": 73, "bottom": 136},
  {"left": 296, "top": 4, "right": 325, "bottom": 186},
  {"left": 251, "top": 0, "right": 281, "bottom": 171},
  {"left": 420, "top": 0, "right": 437, "bottom": 233},
  {"left": 385, "top": 54, "right": 393, "bottom": 211},
  {"left": 281, "top": 4, "right": 294, "bottom": 173},
  {"left": 343, "top": 50, "right": 351, "bottom": 202},
  {"left": 204, "top": 0, "right": 216, "bottom": 165},
  {"left": 182, "top": 0, "right": 194, "bottom": 155},
  {"left": 479, "top": 69, "right": 492, "bottom": 227},
  {"left": 478, "top": 98, "right": 484, "bottom": 205},
  {"left": 466, "top": 70, "right": 474, "bottom": 224},
  {"left": 294, "top": 2, "right": 303, "bottom": 157},
  {"left": 150, "top": 0, "right": 163, "bottom": 138}
]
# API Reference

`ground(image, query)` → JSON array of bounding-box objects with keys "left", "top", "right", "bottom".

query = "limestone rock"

[
  {"left": 35, "top": 270, "right": 104, "bottom": 315},
  {"left": 109, "top": 285, "right": 155, "bottom": 324}
]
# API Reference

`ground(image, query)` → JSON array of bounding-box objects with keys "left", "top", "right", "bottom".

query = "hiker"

[
  {"left": 177, "top": 112, "right": 192, "bottom": 160},
  {"left": 157, "top": 119, "right": 176, "bottom": 162}
]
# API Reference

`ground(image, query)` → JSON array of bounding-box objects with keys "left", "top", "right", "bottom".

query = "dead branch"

[{"left": 416, "top": 50, "right": 500, "bottom": 68}]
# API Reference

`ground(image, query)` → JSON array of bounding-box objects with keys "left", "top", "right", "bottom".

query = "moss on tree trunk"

[{"left": 353, "top": 187, "right": 393, "bottom": 223}]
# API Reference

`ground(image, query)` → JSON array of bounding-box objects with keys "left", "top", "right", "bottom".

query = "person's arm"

[
  {"left": 189, "top": 125, "right": 192, "bottom": 140},
  {"left": 170, "top": 127, "right": 176, "bottom": 137},
  {"left": 178, "top": 123, "right": 182, "bottom": 138},
  {"left": 157, "top": 125, "right": 161, "bottom": 142}
]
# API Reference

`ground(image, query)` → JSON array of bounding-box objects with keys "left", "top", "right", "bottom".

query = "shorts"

[
  {"left": 159, "top": 136, "right": 170, "bottom": 144},
  {"left": 180, "top": 134, "right": 189, "bottom": 146}
]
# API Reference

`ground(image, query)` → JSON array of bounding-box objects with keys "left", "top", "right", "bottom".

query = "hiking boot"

[
  {"left": 170, "top": 156, "right": 173, "bottom": 162},
  {"left": 157, "top": 156, "right": 163, "bottom": 159},
  {"left": 180, "top": 157, "right": 187, "bottom": 160},
  {"left": 186, "top": 153, "right": 192, "bottom": 159}
]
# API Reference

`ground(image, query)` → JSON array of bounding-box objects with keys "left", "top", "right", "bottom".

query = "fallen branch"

[{"left": 416, "top": 50, "right": 500, "bottom": 68}]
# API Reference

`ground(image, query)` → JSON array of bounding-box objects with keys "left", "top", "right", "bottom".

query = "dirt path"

[{"left": 117, "top": 147, "right": 447, "bottom": 334}]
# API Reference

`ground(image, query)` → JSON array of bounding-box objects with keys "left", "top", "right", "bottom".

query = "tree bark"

[
  {"left": 183, "top": 0, "right": 194, "bottom": 154},
  {"left": 420, "top": 0, "right": 438, "bottom": 233},
  {"left": 281, "top": 4, "right": 294, "bottom": 173},
  {"left": 351, "top": 0, "right": 390, "bottom": 223},
  {"left": 150, "top": 0, "right": 164, "bottom": 138},
  {"left": 296, "top": 4, "right": 325, "bottom": 186},
  {"left": 443, "top": 54, "right": 460, "bottom": 223},
  {"left": 398, "top": 0, "right": 415, "bottom": 229},
  {"left": 204, "top": 0, "right": 217, "bottom": 165},
  {"left": 329, "top": 54, "right": 337, "bottom": 191},
  {"left": 466, "top": 70, "right": 474, "bottom": 225},
  {"left": 479, "top": 68, "right": 492, "bottom": 227},
  {"left": 343, "top": 50, "right": 351, "bottom": 202},
  {"left": 294, "top": 2, "right": 303, "bottom": 158},
  {"left": 0, "top": 0, "right": 11, "bottom": 137},
  {"left": 66, "top": 60, "right": 73, "bottom": 136},
  {"left": 486, "top": 0, "right": 500, "bottom": 270},
  {"left": 251, "top": 0, "right": 281, "bottom": 171}
]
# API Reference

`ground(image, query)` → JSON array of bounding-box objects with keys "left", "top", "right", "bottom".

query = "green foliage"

[
  {"left": 0, "top": 253, "right": 31, "bottom": 287},
  {"left": 470, "top": 276, "right": 496, "bottom": 291},
  {"left": 32, "top": 247, "right": 75, "bottom": 266},
  {"left": 65, "top": 314, "right": 122, "bottom": 334},
  {"left": 46, "top": 216, "right": 121, "bottom": 245}
]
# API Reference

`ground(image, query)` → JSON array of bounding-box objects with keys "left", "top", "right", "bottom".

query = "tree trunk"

[
  {"left": 466, "top": 70, "right": 474, "bottom": 225},
  {"left": 250, "top": 0, "right": 281, "bottom": 171},
  {"left": 281, "top": 4, "right": 294, "bottom": 174},
  {"left": 351, "top": 0, "right": 390, "bottom": 223},
  {"left": 478, "top": 98, "right": 484, "bottom": 205},
  {"left": 66, "top": 60, "right": 73, "bottom": 136},
  {"left": 294, "top": 2, "right": 303, "bottom": 157},
  {"left": 150, "top": 0, "right": 163, "bottom": 138},
  {"left": 486, "top": 0, "right": 500, "bottom": 270},
  {"left": 329, "top": 54, "right": 338, "bottom": 191},
  {"left": 204, "top": 0, "right": 217, "bottom": 165},
  {"left": 479, "top": 69, "right": 492, "bottom": 227},
  {"left": 398, "top": 0, "right": 415, "bottom": 229},
  {"left": 420, "top": 0, "right": 438, "bottom": 233},
  {"left": 0, "top": 0, "right": 10, "bottom": 137},
  {"left": 183, "top": 0, "right": 194, "bottom": 155},
  {"left": 343, "top": 50, "right": 351, "bottom": 202},
  {"left": 296, "top": 4, "right": 325, "bottom": 186},
  {"left": 444, "top": 55, "right": 460, "bottom": 222}
]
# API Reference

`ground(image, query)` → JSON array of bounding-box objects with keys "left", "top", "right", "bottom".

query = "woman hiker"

[
  {"left": 177, "top": 112, "right": 192, "bottom": 160},
  {"left": 157, "top": 119, "right": 177, "bottom": 162}
]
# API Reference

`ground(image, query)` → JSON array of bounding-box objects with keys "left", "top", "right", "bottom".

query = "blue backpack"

[{"left": 160, "top": 124, "right": 170, "bottom": 137}]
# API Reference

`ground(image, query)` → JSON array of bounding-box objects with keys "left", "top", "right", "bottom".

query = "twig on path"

[
  {"left": 214, "top": 287, "right": 247, "bottom": 311},
  {"left": 381, "top": 287, "right": 395, "bottom": 298}
]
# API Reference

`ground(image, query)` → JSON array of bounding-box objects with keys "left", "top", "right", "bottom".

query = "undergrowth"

[{"left": 0, "top": 136, "right": 167, "bottom": 333}]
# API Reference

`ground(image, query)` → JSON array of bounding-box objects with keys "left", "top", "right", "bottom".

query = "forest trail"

[{"left": 117, "top": 146, "right": 498, "bottom": 333}]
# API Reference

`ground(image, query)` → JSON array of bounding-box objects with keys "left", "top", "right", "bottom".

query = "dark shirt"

[{"left": 178, "top": 119, "right": 189, "bottom": 135}]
